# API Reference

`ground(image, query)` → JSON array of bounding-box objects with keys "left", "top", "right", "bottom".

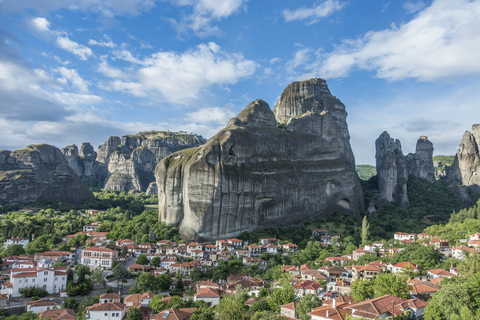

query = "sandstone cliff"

[
  {"left": 0, "top": 144, "right": 94, "bottom": 206},
  {"left": 405, "top": 136, "right": 435, "bottom": 182},
  {"left": 62, "top": 132, "right": 206, "bottom": 191},
  {"left": 450, "top": 124, "right": 480, "bottom": 192},
  {"left": 156, "top": 79, "right": 364, "bottom": 241},
  {"left": 375, "top": 132, "right": 410, "bottom": 208}
]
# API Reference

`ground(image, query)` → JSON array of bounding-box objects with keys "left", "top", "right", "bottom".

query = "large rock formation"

[
  {"left": 450, "top": 124, "right": 480, "bottom": 191},
  {"left": 156, "top": 79, "right": 364, "bottom": 241},
  {"left": 62, "top": 132, "right": 206, "bottom": 191},
  {"left": 0, "top": 144, "right": 94, "bottom": 206},
  {"left": 405, "top": 136, "right": 435, "bottom": 182},
  {"left": 375, "top": 132, "right": 409, "bottom": 208},
  {"left": 61, "top": 143, "right": 101, "bottom": 186}
]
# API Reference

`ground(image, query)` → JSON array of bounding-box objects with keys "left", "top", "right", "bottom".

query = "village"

[{"left": 0, "top": 216, "right": 477, "bottom": 320}]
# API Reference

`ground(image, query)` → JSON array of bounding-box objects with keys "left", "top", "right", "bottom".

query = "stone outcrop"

[
  {"left": 156, "top": 79, "right": 364, "bottom": 241},
  {"left": 375, "top": 132, "right": 409, "bottom": 208},
  {"left": 450, "top": 124, "right": 480, "bottom": 192},
  {"left": 405, "top": 136, "right": 435, "bottom": 182},
  {"left": 0, "top": 144, "right": 94, "bottom": 206},
  {"left": 61, "top": 143, "right": 101, "bottom": 186},
  {"left": 62, "top": 132, "right": 206, "bottom": 191}
]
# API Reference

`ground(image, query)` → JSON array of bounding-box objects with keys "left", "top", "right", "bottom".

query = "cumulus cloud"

[
  {"left": 286, "top": 0, "right": 480, "bottom": 81},
  {"left": 30, "top": 17, "right": 93, "bottom": 60},
  {"left": 0, "top": 0, "right": 156, "bottom": 16},
  {"left": 88, "top": 38, "right": 115, "bottom": 48},
  {"left": 170, "top": 0, "right": 247, "bottom": 37},
  {"left": 404, "top": 1, "right": 427, "bottom": 13},
  {"left": 105, "top": 42, "right": 257, "bottom": 104},
  {"left": 283, "top": 0, "right": 345, "bottom": 24}
]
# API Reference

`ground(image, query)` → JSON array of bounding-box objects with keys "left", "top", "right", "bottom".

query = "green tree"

[
  {"left": 190, "top": 268, "right": 204, "bottom": 283},
  {"left": 297, "top": 294, "right": 322, "bottom": 320},
  {"left": 350, "top": 278, "right": 375, "bottom": 302},
  {"left": 155, "top": 274, "right": 172, "bottom": 291},
  {"left": 76, "top": 265, "right": 91, "bottom": 283},
  {"left": 64, "top": 297, "right": 78, "bottom": 310},
  {"left": 374, "top": 273, "right": 411, "bottom": 299},
  {"left": 2, "top": 244, "right": 26, "bottom": 256},
  {"left": 424, "top": 282, "right": 472, "bottom": 320},
  {"left": 250, "top": 311, "right": 287, "bottom": 320},
  {"left": 91, "top": 268, "right": 104, "bottom": 284},
  {"left": 268, "top": 275, "right": 297, "bottom": 312},
  {"left": 170, "top": 273, "right": 184, "bottom": 297},
  {"left": 136, "top": 272, "right": 156, "bottom": 293},
  {"left": 151, "top": 256, "right": 161, "bottom": 268},
  {"left": 149, "top": 295, "right": 166, "bottom": 313},
  {"left": 136, "top": 254, "right": 149, "bottom": 265},
  {"left": 250, "top": 300, "right": 271, "bottom": 313},
  {"left": 126, "top": 307, "right": 143, "bottom": 320},
  {"left": 190, "top": 305, "right": 215, "bottom": 320},
  {"left": 216, "top": 292, "right": 248, "bottom": 320},
  {"left": 362, "top": 215, "right": 370, "bottom": 245}
]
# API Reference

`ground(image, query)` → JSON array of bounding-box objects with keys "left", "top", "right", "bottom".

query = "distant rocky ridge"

[
  {"left": 62, "top": 131, "right": 206, "bottom": 192},
  {"left": 0, "top": 144, "right": 94, "bottom": 206},
  {"left": 156, "top": 78, "right": 364, "bottom": 241},
  {"left": 450, "top": 124, "right": 480, "bottom": 192},
  {"left": 375, "top": 133, "right": 435, "bottom": 208}
]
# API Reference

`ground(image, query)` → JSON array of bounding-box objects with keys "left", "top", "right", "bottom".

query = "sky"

[{"left": 1, "top": 0, "right": 479, "bottom": 165}]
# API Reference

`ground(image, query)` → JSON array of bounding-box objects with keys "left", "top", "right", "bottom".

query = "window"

[
  {"left": 32, "top": 279, "right": 35, "bottom": 283},
  {"left": 55, "top": 277, "right": 58, "bottom": 281},
  {"left": 44, "top": 271, "right": 48, "bottom": 275},
  {"left": 62, "top": 277, "right": 65, "bottom": 280},
  {"left": 44, "top": 278, "right": 48, "bottom": 282},
  {"left": 19, "top": 280, "right": 22, "bottom": 283},
  {"left": 25, "top": 279, "right": 28, "bottom": 283},
  {"left": 104, "top": 313, "right": 108, "bottom": 317}
]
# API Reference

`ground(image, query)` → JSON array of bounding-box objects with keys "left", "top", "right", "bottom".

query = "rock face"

[
  {"left": 156, "top": 79, "right": 364, "bottom": 241},
  {"left": 406, "top": 136, "right": 435, "bottom": 182},
  {"left": 450, "top": 124, "right": 480, "bottom": 191},
  {"left": 0, "top": 144, "right": 94, "bottom": 206},
  {"left": 375, "top": 132, "right": 409, "bottom": 208},
  {"left": 61, "top": 143, "right": 100, "bottom": 186},
  {"left": 62, "top": 132, "right": 206, "bottom": 191}
]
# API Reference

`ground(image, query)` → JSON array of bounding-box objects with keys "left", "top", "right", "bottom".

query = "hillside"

[{"left": 355, "top": 164, "right": 377, "bottom": 180}]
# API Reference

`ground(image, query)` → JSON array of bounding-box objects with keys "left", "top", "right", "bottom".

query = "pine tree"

[{"left": 361, "top": 215, "right": 370, "bottom": 245}]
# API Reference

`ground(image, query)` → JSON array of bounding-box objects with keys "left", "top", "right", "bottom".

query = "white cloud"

[
  {"left": 31, "top": 17, "right": 51, "bottom": 32},
  {"left": 88, "top": 38, "right": 115, "bottom": 48},
  {"left": 286, "top": 0, "right": 480, "bottom": 81},
  {"left": 55, "top": 36, "right": 93, "bottom": 60},
  {"left": 54, "top": 67, "right": 90, "bottom": 93},
  {"left": 30, "top": 17, "right": 94, "bottom": 60},
  {"left": 170, "top": 0, "right": 247, "bottom": 37},
  {"left": 283, "top": 0, "right": 345, "bottom": 24},
  {"left": 404, "top": 1, "right": 427, "bottom": 13},
  {"left": 106, "top": 42, "right": 257, "bottom": 104},
  {"left": 269, "top": 57, "right": 282, "bottom": 64},
  {"left": 186, "top": 106, "right": 236, "bottom": 125}
]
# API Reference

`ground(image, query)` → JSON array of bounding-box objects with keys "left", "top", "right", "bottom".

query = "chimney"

[
  {"left": 333, "top": 298, "right": 336, "bottom": 309},
  {"left": 326, "top": 310, "right": 329, "bottom": 317}
]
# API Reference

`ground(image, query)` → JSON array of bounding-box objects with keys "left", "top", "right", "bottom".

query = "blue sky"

[{"left": 1, "top": 0, "right": 479, "bottom": 164}]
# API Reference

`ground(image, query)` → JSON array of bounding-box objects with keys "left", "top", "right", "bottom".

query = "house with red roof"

[
  {"left": 345, "top": 295, "right": 428, "bottom": 320},
  {"left": 294, "top": 280, "right": 323, "bottom": 296},
  {"left": 194, "top": 288, "right": 221, "bottom": 306},
  {"left": 86, "top": 302, "right": 125, "bottom": 320}
]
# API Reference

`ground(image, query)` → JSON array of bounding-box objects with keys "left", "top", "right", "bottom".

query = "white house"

[
  {"left": 394, "top": 232, "right": 416, "bottom": 241},
  {"left": 3, "top": 237, "right": 29, "bottom": 249},
  {"left": 1, "top": 260, "right": 68, "bottom": 298},
  {"left": 27, "top": 299, "right": 58, "bottom": 313},
  {"left": 80, "top": 247, "right": 118, "bottom": 269},
  {"left": 86, "top": 302, "right": 125, "bottom": 320},
  {"left": 194, "top": 288, "right": 221, "bottom": 306}
]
